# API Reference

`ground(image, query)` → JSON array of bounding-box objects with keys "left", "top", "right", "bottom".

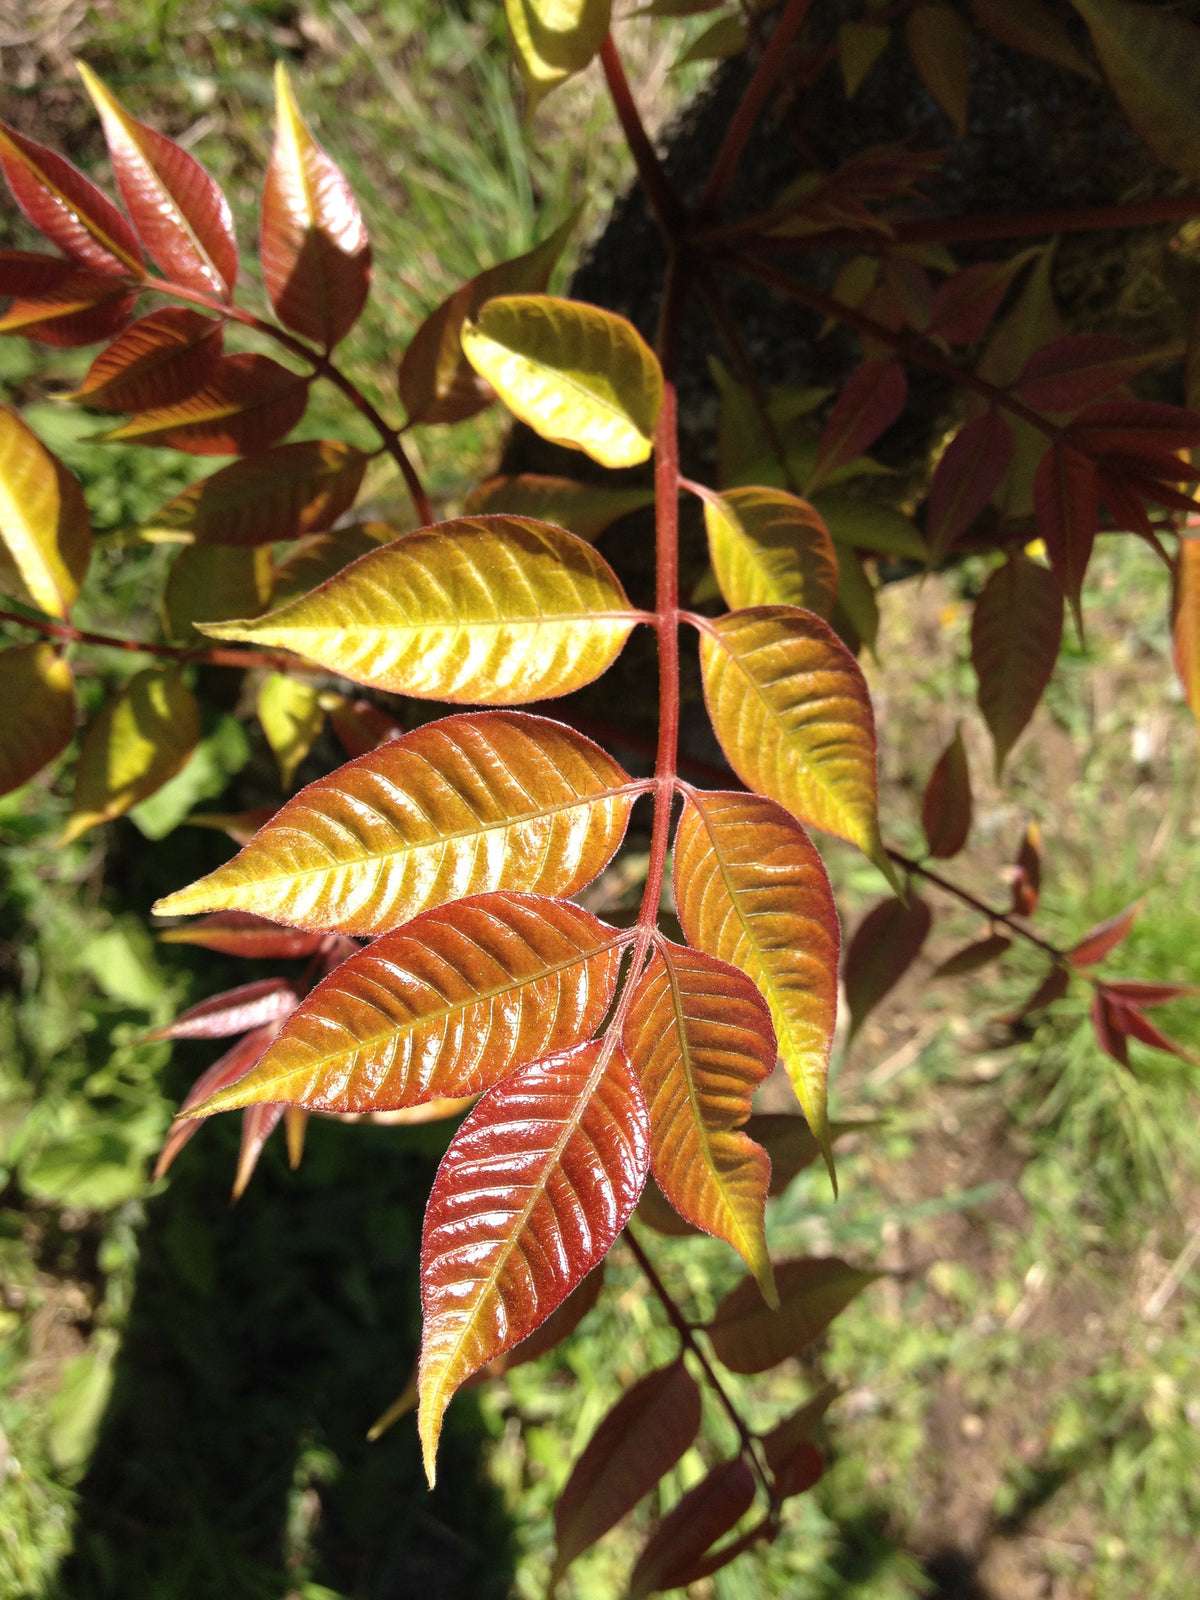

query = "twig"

[{"left": 888, "top": 849, "right": 1064, "bottom": 958}]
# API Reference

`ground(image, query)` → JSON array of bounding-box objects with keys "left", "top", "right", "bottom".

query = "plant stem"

[
  {"left": 0, "top": 607, "right": 313, "bottom": 674},
  {"left": 599, "top": 32, "right": 686, "bottom": 242},
  {"left": 887, "top": 848, "right": 1064, "bottom": 957}
]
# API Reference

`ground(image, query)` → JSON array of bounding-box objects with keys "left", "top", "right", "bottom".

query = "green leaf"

[
  {"left": 0, "top": 642, "right": 75, "bottom": 796},
  {"left": 1072, "top": 0, "right": 1200, "bottom": 177},
  {"left": 258, "top": 672, "right": 324, "bottom": 789},
  {"left": 461, "top": 295, "right": 663, "bottom": 469},
  {"left": 811, "top": 493, "right": 926, "bottom": 560},
  {"left": 0, "top": 404, "right": 92, "bottom": 617},
  {"left": 464, "top": 473, "right": 652, "bottom": 541},
  {"left": 675, "top": 14, "right": 748, "bottom": 65},
  {"left": 162, "top": 543, "right": 274, "bottom": 640},
  {"left": 505, "top": 0, "right": 613, "bottom": 115}
]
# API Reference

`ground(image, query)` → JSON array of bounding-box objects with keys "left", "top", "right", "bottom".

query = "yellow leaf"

[
  {"left": 0, "top": 406, "right": 91, "bottom": 618},
  {"left": 257, "top": 672, "right": 324, "bottom": 789},
  {"left": 505, "top": 0, "right": 613, "bottom": 115},
  {"left": 703, "top": 486, "right": 839, "bottom": 618},
  {"left": 199, "top": 515, "right": 639, "bottom": 704},
  {"left": 162, "top": 544, "right": 273, "bottom": 640},
  {"left": 0, "top": 643, "right": 75, "bottom": 796},
  {"left": 461, "top": 296, "right": 662, "bottom": 469}
]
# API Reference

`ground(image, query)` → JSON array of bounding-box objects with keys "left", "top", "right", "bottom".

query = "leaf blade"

[
  {"left": 703, "top": 486, "right": 839, "bottom": 618},
  {"left": 0, "top": 643, "right": 76, "bottom": 796},
  {"left": 971, "top": 554, "right": 1064, "bottom": 774},
  {"left": 707, "top": 1257, "right": 878, "bottom": 1374},
  {"left": 0, "top": 406, "right": 92, "bottom": 618}
]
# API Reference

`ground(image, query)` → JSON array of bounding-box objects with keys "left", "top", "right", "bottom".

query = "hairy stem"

[
  {"left": 0, "top": 607, "right": 314, "bottom": 675},
  {"left": 887, "top": 848, "right": 1064, "bottom": 958}
]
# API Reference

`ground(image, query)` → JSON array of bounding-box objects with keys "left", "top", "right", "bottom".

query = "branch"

[
  {"left": 0, "top": 607, "right": 317, "bottom": 675},
  {"left": 887, "top": 848, "right": 1064, "bottom": 958},
  {"left": 599, "top": 32, "right": 686, "bottom": 242}
]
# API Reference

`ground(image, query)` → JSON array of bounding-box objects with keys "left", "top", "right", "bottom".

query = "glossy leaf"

[
  {"left": 146, "top": 978, "right": 299, "bottom": 1042},
  {"left": 838, "top": 21, "right": 890, "bottom": 97},
  {"left": 418, "top": 1037, "right": 650, "bottom": 1484},
  {"left": 464, "top": 473, "right": 652, "bottom": 541},
  {"left": 1011, "top": 821, "right": 1042, "bottom": 916},
  {"left": 506, "top": 0, "right": 613, "bottom": 114},
  {"left": 971, "top": 0, "right": 1098, "bottom": 77},
  {"left": 0, "top": 405, "right": 92, "bottom": 618},
  {"left": 320, "top": 693, "right": 403, "bottom": 757},
  {"left": 261, "top": 63, "right": 371, "bottom": 348},
  {"left": 162, "top": 544, "right": 273, "bottom": 639},
  {"left": 232, "top": 1102, "right": 285, "bottom": 1201},
  {"left": 1072, "top": 0, "right": 1200, "bottom": 178},
  {"left": 461, "top": 295, "right": 662, "bottom": 469},
  {"left": 626, "top": 1459, "right": 756, "bottom": 1600},
  {"left": 156, "top": 911, "right": 326, "bottom": 960},
  {"left": 78, "top": 63, "right": 237, "bottom": 298},
  {"left": 928, "top": 252, "right": 1039, "bottom": 345},
  {"left": 1069, "top": 901, "right": 1140, "bottom": 968},
  {"left": 552, "top": 1360, "right": 701, "bottom": 1582},
  {"left": 623, "top": 941, "right": 777, "bottom": 1301},
  {"left": 971, "top": 555, "right": 1063, "bottom": 774},
  {"left": 71, "top": 309, "right": 224, "bottom": 412},
  {"left": 200, "top": 515, "right": 638, "bottom": 703},
  {"left": 932, "top": 931, "right": 1012, "bottom": 979},
  {"left": 0, "top": 270, "right": 138, "bottom": 347},
  {"left": 921, "top": 723, "right": 972, "bottom": 859},
  {"left": 153, "top": 711, "right": 639, "bottom": 934},
  {"left": 258, "top": 673, "right": 323, "bottom": 790},
  {"left": 703, "top": 486, "right": 839, "bottom": 619},
  {"left": 844, "top": 895, "right": 933, "bottom": 1040},
  {"left": 698, "top": 607, "right": 889, "bottom": 876},
  {"left": 61, "top": 668, "right": 201, "bottom": 844},
  {"left": 273, "top": 523, "right": 392, "bottom": 605},
  {"left": 926, "top": 411, "right": 1013, "bottom": 561},
  {"left": 673, "top": 791, "right": 840, "bottom": 1165},
  {"left": 708, "top": 1257, "right": 878, "bottom": 1374},
  {"left": 906, "top": 5, "right": 971, "bottom": 135},
  {"left": 399, "top": 213, "right": 578, "bottom": 427},
  {"left": 472, "top": 1264, "right": 604, "bottom": 1382},
  {"left": 194, "top": 893, "right": 628, "bottom": 1115},
  {"left": 1174, "top": 536, "right": 1200, "bottom": 726},
  {"left": 99, "top": 353, "right": 309, "bottom": 455},
  {"left": 0, "top": 643, "right": 75, "bottom": 796},
  {"left": 155, "top": 1024, "right": 280, "bottom": 1180},
  {"left": 808, "top": 360, "right": 906, "bottom": 494},
  {"left": 0, "top": 122, "right": 143, "bottom": 275}
]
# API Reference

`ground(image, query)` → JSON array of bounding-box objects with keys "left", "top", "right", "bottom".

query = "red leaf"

[
  {"left": 928, "top": 254, "right": 1036, "bottom": 345},
  {"left": 99, "top": 353, "right": 309, "bottom": 455},
  {"left": 1105, "top": 997, "right": 1196, "bottom": 1062},
  {"left": 1090, "top": 987, "right": 1130, "bottom": 1065},
  {"left": 921, "top": 723, "right": 972, "bottom": 859},
  {"left": 708, "top": 1257, "right": 879, "bottom": 1373},
  {"left": 0, "top": 122, "right": 144, "bottom": 275},
  {"left": 156, "top": 910, "right": 328, "bottom": 960},
  {"left": 1174, "top": 537, "right": 1200, "bottom": 725},
  {"left": 1095, "top": 465, "right": 1156, "bottom": 539},
  {"left": 261, "top": 64, "right": 371, "bottom": 349},
  {"left": 471, "top": 1264, "right": 604, "bottom": 1382},
  {"left": 627, "top": 1458, "right": 757, "bottom": 1600},
  {"left": 998, "top": 962, "right": 1070, "bottom": 1025},
  {"left": 154, "top": 1022, "right": 280, "bottom": 1180},
  {"left": 0, "top": 251, "right": 78, "bottom": 296},
  {"left": 971, "top": 556, "right": 1063, "bottom": 775},
  {"left": 760, "top": 1382, "right": 840, "bottom": 1476},
  {"left": 0, "top": 270, "right": 137, "bottom": 347},
  {"left": 1068, "top": 399, "right": 1200, "bottom": 456},
  {"left": 1014, "top": 334, "right": 1168, "bottom": 413},
  {"left": 79, "top": 64, "right": 237, "bottom": 299},
  {"left": 809, "top": 360, "right": 907, "bottom": 492},
  {"left": 551, "top": 1360, "right": 702, "bottom": 1582},
  {"left": 324, "top": 696, "right": 403, "bottom": 758},
  {"left": 1033, "top": 442, "right": 1098, "bottom": 631},
  {"left": 418, "top": 1038, "right": 650, "bottom": 1483},
  {"left": 926, "top": 410, "right": 1013, "bottom": 559},
  {"left": 1011, "top": 821, "right": 1043, "bottom": 916},
  {"left": 232, "top": 1101, "right": 285, "bottom": 1200},
  {"left": 844, "top": 895, "right": 932, "bottom": 1039},
  {"left": 1069, "top": 901, "right": 1141, "bottom": 968},
  {"left": 72, "top": 308, "right": 224, "bottom": 411},
  {"left": 1104, "top": 979, "right": 1200, "bottom": 1006},
  {"left": 933, "top": 932, "right": 1013, "bottom": 979},
  {"left": 144, "top": 977, "right": 299, "bottom": 1041},
  {"left": 769, "top": 1438, "right": 823, "bottom": 1500}
]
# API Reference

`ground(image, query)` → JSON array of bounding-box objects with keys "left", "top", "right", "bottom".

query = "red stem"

[
  {"left": 887, "top": 849, "right": 1064, "bottom": 958},
  {"left": 599, "top": 32, "right": 686, "bottom": 242},
  {"left": 0, "top": 607, "right": 315, "bottom": 674},
  {"left": 699, "top": 0, "right": 814, "bottom": 219}
]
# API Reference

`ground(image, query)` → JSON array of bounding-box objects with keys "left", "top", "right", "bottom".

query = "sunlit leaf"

[
  {"left": 399, "top": 213, "right": 578, "bottom": 426},
  {"left": 200, "top": 515, "right": 638, "bottom": 702},
  {"left": 505, "top": 0, "right": 613, "bottom": 114},
  {"left": 673, "top": 790, "right": 840, "bottom": 1167},
  {"left": 99, "top": 353, "right": 309, "bottom": 455},
  {"left": 0, "top": 408, "right": 92, "bottom": 619},
  {"left": 70, "top": 307, "right": 223, "bottom": 412},
  {"left": 262, "top": 63, "right": 371, "bottom": 348},
  {"left": 0, "top": 643, "right": 75, "bottom": 796},
  {"left": 808, "top": 360, "right": 906, "bottom": 494},
  {"left": 623, "top": 941, "right": 777, "bottom": 1301},
  {"left": 837, "top": 21, "right": 890, "bottom": 97},
  {"left": 193, "top": 893, "right": 629, "bottom": 1115},
  {"left": 272, "top": 521, "right": 391, "bottom": 604},
  {"left": 1072, "top": 0, "right": 1200, "bottom": 177},
  {"left": 461, "top": 295, "right": 662, "bottom": 469},
  {"left": 627, "top": 1457, "right": 756, "bottom": 1599},
  {"left": 0, "top": 270, "right": 137, "bottom": 347},
  {"left": 0, "top": 121, "right": 143, "bottom": 275},
  {"left": 162, "top": 543, "right": 273, "bottom": 640},
  {"left": 145, "top": 977, "right": 299, "bottom": 1042},
  {"left": 926, "top": 411, "right": 1013, "bottom": 561},
  {"left": 1011, "top": 821, "right": 1043, "bottom": 916},
  {"left": 971, "top": 0, "right": 1098, "bottom": 77},
  {"left": 1174, "top": 535, "right": 1200, "bottom": 729},
  {"left": 708, "top": 1257, "right": 878, "bottom": 1373},
  {"left": 464, "top": 473, "right": 652, "bottom": 541},
  {"left": 844, "top": 894, "right": 932, "bottom": 1039},
  {"left": 258, "top": 672, "right": 323, "bottom": 789},
  {"left": 1069, "top": 900, "right": 1141, "bottom": 968},
  {"left": 78, "top": 62, "right": 237, "bottom": 298},
  {"left": 552, "top": 1360, "right": 701, "bottom": 1583},
  {"left": 418, "top": 1037, "right": 649, "bottom": 1483},
  {"left": 697, "top": 607, "right": 889, "bottom": 875},
  {"left": 971, "top": 554, "right": 1063, "bottom": 774},
  {"left": 703, "top": 485, "right": 839, "bottom": 618},
  {"left": 921, "top": 722, "right": 972, "bottom": 859},
  {"left": 153, "top": 711, "right": 640, "bottom": 933},
  {"left": 471, "top": 1264, "right": 604, "bottom": 1381},
  {"left": 61, "top": 668, "right": 201, "bottom": 843},
  {"left": 155, "top": 1023, "right": 280, "bottom": 1180},
  {"left": 906, "top": 5, "right": 971, "bottom": 135},
  {"left": 157, "top": 911, "right": 326, "bottom": 960}
]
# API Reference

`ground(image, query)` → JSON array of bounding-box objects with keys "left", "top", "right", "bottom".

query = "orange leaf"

[
  {"left": 418, "top": 1037, "right": 650, "bottom": 1484},
  {"left": 707, "top": 1257, "right": 878, "bottom": 1374},
  {"left": 809, "top": 359, "right": 907, "bottom": 493},
  {"left": 100, "top": 353, "right": 309, "bottom": 456},
  {"left": 926, "top": 411, "right": 1013, "bottom": 560},
  {"left": 78, "top": 64, "right": 237, "bottom": 298},
  {"left": 262, "top": 64, "right": 371, "bottom": 349},
  {"left": 626, "top": 1458, "right": 757, "bottom": 1600},
  {"left": 156, "top": 911, "right": 326, "bottom": 960},
  {"left": 623, "top": 941, "right": 777, "bottom": 1302},
  {"left": 472, "top": 1263, "right": 605, "bottom": 1382},
  {"left": 702, "top": 485, "right": 839, "bottom": 618},
  {"left": 0, "top": 121, "right": 143, "bottom": 275},
  {"left": 971, "top": 555, "right": 1063, "bottom": 775},
  {"left": 153, "top": 711, "right": 640, "bottom": 934},
  {"left": 232, "top": 1102, "right": 285, "bottom": 1200},
  {"left": 552, "top": 1360, "right": 701, "bottom": 1582},
  {"left": 0, "top": 643, "right": 75, "bottom": 797},
  {"left": 155, "top": 1021, "right": 283, "bottom": 1180},
  {"left": 72, "top": 308, "right": 224, "bottom": 411},
  {"left": 921, "top": 722, "right": 972, "bottom": 859},
  {"left": 145, "top": 977, "right": 299, "bottom": 1042},
  {"left": 844, "top": 895, "right": 932, "bottom": 1039},
  {"left": 1173, "top": 536, "right": 1200, "bottom": 728},
  {"left": 1068, "top": 900, "right": 1141, "bottom": 968},
  {"left": 193, "top": 893, "right": 630, "bottom": 1115},
  {"left": 906, "top": 5, "right": 971, "bottom": 135}
]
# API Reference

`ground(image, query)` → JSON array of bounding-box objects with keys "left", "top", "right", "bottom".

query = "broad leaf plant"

[{"left": 3, "top": 0, "right": 1200, "bottom": 1589}]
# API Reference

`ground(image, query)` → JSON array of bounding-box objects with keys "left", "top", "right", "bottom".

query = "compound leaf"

[
  {"left": 906, "top": 4, "right": 971, "bottom": 135},
  {"left": 703, "top": 485, "right": 839, "bottom": 618},
  {"left": 162, "top": 544, "right": 273, "bottom": 640},
  {"left": 0, "top": 406, "right": 92, "bottom": 618},
  {"left": 708, "top": 1257, "right": 878, "bottom": 1374},
  {"left": 1014, "top": 333, "right": 1171, "bottom": 413},
  {"left": 153, "top": 711, "right": 640, "bottom": 934},
  {"left": 0, "top": 122, "right": 143, "bottom": 275},
  {"left": 808, "top": 360, "right": 906, "bottom": 494},
  {"left": 0, "top": 270, "right": 138, "bottom": 347},
  {"left": 100, "top": 352, "right": 309, "bottom": 455},
  {"left": 461, "top": 295, "right": 662, "bottom": 469},
  {"left": 926, "top": 411, "right": 1013, "bottom": 560},
  {"left": 971, "top": 0, "right": 1098, "bottom": 77},
  {"left": 200, "top": 515, "right": 638, "bottom": 703},
  {"left": 1069, "top": 900, "right": 1140, "bottom": 967},
  {"left": 971, "top": 554, "right": 1063, "bottom": 774},
  {"left": 418, "top": 1037, "right": 649, "bottom": 1483},
  {"left": 145, "top": 977, "right": 299, "bottom": 1042},
  {"left": 0, "top": 643, "right": 75, "bottom": 796},
  {"left": 72, "top": 308, "right": 224, "bottom": 411}
]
